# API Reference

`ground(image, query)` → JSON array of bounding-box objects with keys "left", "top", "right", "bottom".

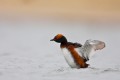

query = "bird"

[{"left": 50, "top": 34, "right": 105, "bottom": 69}]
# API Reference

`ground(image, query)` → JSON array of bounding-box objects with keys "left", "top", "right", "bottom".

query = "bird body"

[{"left": 51, "top": 34, "right": 105, "bottom": 69}]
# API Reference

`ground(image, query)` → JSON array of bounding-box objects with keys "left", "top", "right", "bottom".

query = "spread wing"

[{"left": 79, "top": 40, "right": 105, "bottom": 61}]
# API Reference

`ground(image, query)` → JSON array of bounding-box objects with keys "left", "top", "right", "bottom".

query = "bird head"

[{"left": 50, "top": 34, "right": 67, "bottom": 43}]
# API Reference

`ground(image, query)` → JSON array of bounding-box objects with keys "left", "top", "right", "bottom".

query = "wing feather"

[{"left": 79, "top": 40, "right": 105, "bottom": 60}]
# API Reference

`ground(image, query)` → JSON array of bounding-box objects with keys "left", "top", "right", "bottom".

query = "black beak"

[{"left": 50, "top": 39, "right": 54, "bottom": 41}]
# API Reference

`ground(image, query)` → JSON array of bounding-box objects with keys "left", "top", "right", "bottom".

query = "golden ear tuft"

[{"left": 55, "top": 34, "right": 64, "bottom": 39}]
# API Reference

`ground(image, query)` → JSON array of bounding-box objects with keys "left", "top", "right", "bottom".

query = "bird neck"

[{"left": 60, "top": 40, "right": 68, "bottom": 48}]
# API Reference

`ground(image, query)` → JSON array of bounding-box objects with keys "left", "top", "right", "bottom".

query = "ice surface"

[{"left": 0, "top": 21, "right": 120, "bottom": 80}]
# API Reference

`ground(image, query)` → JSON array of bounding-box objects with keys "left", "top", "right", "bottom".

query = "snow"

[{"left": 0, "top": 21, "right": 120, "bottom": 80}]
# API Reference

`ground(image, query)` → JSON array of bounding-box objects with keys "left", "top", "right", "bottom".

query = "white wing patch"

[{"left": 79, "top": 40, "right": 105, "bottom": 60}]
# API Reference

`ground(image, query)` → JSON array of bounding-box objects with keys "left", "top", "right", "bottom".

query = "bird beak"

[{"left": 50, "top": 39, "right": 54, "bottom": 41}]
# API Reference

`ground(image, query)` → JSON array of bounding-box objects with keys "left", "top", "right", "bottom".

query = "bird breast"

[{"left": 61, "top": 48, "right": 79, "bottom": 68}]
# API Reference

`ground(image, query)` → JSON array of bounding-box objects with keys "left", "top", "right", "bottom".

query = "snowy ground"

[{"left": 0, "top": 21, "right": 120, "bottom": 80}]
